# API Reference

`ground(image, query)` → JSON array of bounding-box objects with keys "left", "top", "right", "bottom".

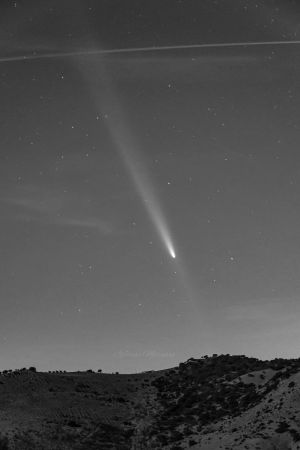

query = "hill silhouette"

[{"left": 1, "top": 355, "right": 300, "bottom": 449}]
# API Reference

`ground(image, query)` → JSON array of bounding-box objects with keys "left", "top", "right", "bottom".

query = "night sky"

[{"left": 1, "top": 0, "right": 300, "bottom": 373}]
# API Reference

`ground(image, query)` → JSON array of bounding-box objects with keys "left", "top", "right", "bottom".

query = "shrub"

[
  {"left": 67, "top": 420, "right": 80, "bottom": 428},
  {"left": 0, "top": 434, "right": 9, "bottom": 450},
  {"left": 276, "top": 421, "right": 290, "bottom": 433},
  {"left": 169, "top": 430, "right": 184, "bottom": 442},
  {"left": 28, "top": 366, "right": 36, "bottom": 372},
  {"left": 289, "top": 428, "right": 300, "bottom": 442}
]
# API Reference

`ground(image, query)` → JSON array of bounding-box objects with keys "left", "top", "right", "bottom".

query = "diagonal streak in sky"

[
  {"left": 1, "top": 40, "right": 300, "bottom": 63},
  {"left": 77, "top": 57, "right": 177, "bottom": 260}
]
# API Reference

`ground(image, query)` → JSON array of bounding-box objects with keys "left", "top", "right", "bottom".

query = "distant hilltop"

[{"left": 1, "top": 354, "right": 300, "bottom": 449}]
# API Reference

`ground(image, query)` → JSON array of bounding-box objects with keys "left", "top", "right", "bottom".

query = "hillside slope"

[{"left": 1, "top": 355, "right": 300, "bottom": 449}]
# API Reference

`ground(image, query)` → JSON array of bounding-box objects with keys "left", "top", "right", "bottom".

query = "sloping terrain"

[
  {"left": 142, "top": 355, "right": 300, "bottom": 449},
  {"left": 0, "top": 368, "right": 162, "bottom": 449},
  {"left": 1, "top": 356, "right": 300, "bottom": 449}
]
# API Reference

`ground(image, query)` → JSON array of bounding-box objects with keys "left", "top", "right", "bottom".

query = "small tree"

[{"left": 28, "top": 366, "right": 37, "bottom": 372}]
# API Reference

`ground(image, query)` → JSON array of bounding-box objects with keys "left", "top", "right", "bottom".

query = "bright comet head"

[{"left": 170, "top": 249, "right": 176, "bottom": 259}]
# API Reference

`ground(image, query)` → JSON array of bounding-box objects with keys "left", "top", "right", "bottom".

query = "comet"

[
  {"left": 62, "top": 39, "right": 300, "bottom": 261},
  {"left": 106, "top": 109, "right": 177, "bottom": 261},
  {"left": 75, "top": 58, "right": 177, "bottom": 260},
  {"left": 114, "top": 132, "right": 177, "bottom": 260}
]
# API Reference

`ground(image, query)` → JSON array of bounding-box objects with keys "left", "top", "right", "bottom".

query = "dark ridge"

[{"left": 1, "top": 354, "right": 300, "bottom": 449}]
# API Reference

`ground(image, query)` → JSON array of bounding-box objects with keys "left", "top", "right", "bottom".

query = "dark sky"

[{"left": 1, "top": 0, "right": 300, "bottom": 373}]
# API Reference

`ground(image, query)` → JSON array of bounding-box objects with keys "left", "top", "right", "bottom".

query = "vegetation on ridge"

[{"left": 1, "top": 355, "right": 300, "bottom": 449}]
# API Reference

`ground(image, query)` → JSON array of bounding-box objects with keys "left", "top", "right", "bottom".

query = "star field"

[{"left": 0, "top": 0, "right": 300, "bottom": 373}]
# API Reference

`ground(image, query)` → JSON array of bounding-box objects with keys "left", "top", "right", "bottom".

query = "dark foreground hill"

[{"left": 1, "top": 355, "right": 300, "bottom": 449}]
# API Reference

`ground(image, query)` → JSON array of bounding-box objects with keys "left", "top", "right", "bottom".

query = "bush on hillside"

[
  {"left": 0, "top": 434, "right": 9, "bottom": 450},
  {"left": 276, "top": 421, "right": 290, "bottom": 433}
]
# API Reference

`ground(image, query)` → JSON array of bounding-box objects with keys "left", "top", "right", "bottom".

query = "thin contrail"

[{"left": 1, "top": 40, "right": 300, "bottom": 63}]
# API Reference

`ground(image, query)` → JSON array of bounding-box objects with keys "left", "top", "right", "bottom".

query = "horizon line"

[{"left": 1, "top": 40, "right": 300, "bottom": 63}]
